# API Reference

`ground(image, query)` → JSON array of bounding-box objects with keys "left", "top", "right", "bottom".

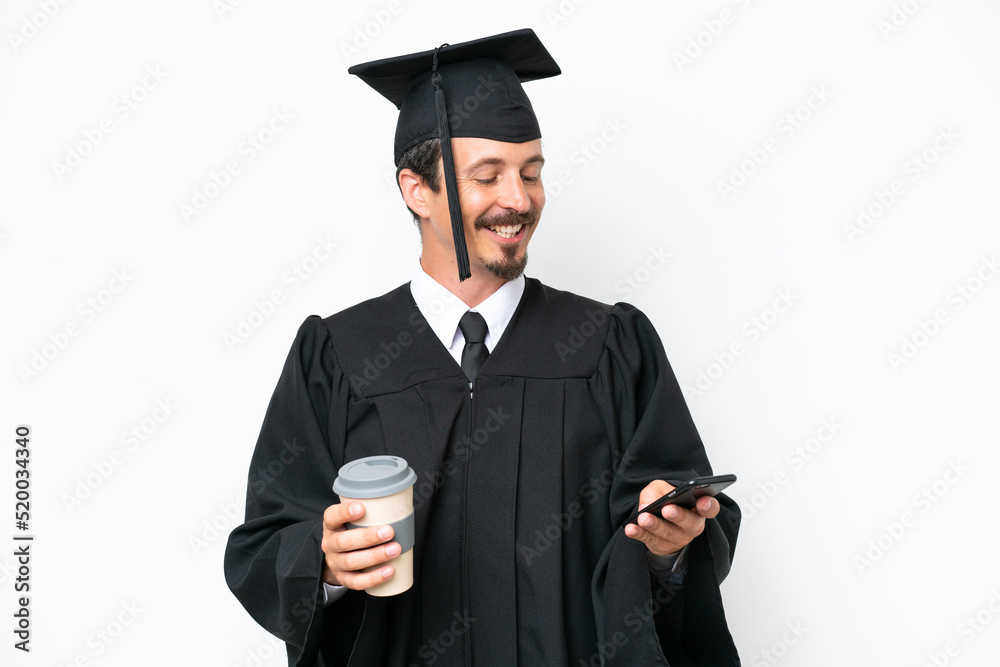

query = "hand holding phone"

[{"left": 625, "top": 474, "right": 736, "bottom": 525}]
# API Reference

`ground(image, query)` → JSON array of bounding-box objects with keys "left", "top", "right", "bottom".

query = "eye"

[
  {"left": 475, "top": 177, "right": 498, "bottom": 186},
  {"left": 521, "top": 174, "right": 540, "bottom": 184}
]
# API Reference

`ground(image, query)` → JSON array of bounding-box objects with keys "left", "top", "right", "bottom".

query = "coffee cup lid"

[{"left": 333, "top": 455, "right": 417, "bottom": 498}]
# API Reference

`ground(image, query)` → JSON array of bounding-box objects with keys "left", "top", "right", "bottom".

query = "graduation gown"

[{"left": 224, "top": 278, "right": 740, "bottom": 666}]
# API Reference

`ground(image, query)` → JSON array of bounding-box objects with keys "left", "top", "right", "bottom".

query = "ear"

[{"left": 398, "top": 168, "right": 432, "bottom": 220}]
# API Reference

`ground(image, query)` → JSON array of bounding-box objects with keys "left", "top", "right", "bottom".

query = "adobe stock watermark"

[
  {"left": 7, "top": 0, "right": 73, "bottom": 54},
  {"left": 408, "top": 611, "right": 476, "bottom": 667},
  {"left": 411, "top": 405, "right": 513, "bottom": 511},
  {"left": 57, "top": 600, "right": 144, "bottom": 665},
  {"left": 16, "top": 268, "right": 135, "bottom": 385},
  {"left": 348, "top": 326, "right": 419, "bottom": 394},
  {"left": 347, "top": 310, "right": 436, "bottom": 393},
  {"left": 191, "top": 439, "right": 306, "bottom": 555},
  {"left": 887, "top": 254, "right": 997, "bottom": 371},
  {"left": 227, "top": 595, "right": 317, "bottom": 664},
  {"left": 232, "top": 633, "right": 283, "bottom": 667},
  {"left": 613, "top": 245, "right": 671, "bottom": 299},
  {"left": 247, "top": 439, "right": 308, "bottom": 496},
  {"left": 50, "top": 65, "right": 168, "bottom": 183},
  {"left": 448, "top": 73, "right": 507, "bottom": 134},
  {"left": 518, "top": 452, "right": 637, "bottom": 567},
  {"left": 749, "top": 621, "right": 808, "bottom": 667},
  {"left": 854, "top": 459, "right": 969, "bottom": 574},
  {"left": 543, "top": 0, "right": 592, "bottom": 30},
  {"left": 179, "top": 107, "right": 294, "bottom": 224},
  {"left": 843, "top": 126, "right": 958, "bottom": 243},
  {"left": 339, "top": 0, "right": 404, "bottom": 62},
  {"left": 230, "top": 599, "right": 318, "bottom": 667},
  {"left": 716, "top": 84, "right": 833, "bottom": 201},
  {"left": 61, "top": 397, "right": 178, "bottom": 513},
  {"left": 682, "top": 288, "right": 798, "bottom": 398},
  {"left": 578, "top": 573, "right": 682, "bottom": 666},
  {"left": 224, "top": 235, "right": 339, "bottom": 351},
  {"left": 553, "top": 307, "right": 608, "bottom": 364},
  {"left": 877, "top": 0, "right": 932, "bottom": 40},
  {"left": 543, "top": 116, "right": 628, "bottom": 201},
  {"left": 673, "top": 0, "right": 761, "bottom": 73},
  {"left": 226, "top": 593, "right": 317, "bottom": 663},
  {"left": 213, "top": 0, "right": 251, "bottom": 21},
  {"left": 412, "top": 281, "right": 460, "bottom": 328},
  {"left": 190, "top": 492, "right": 245, "bottom": 556},
  {"left": 740, "top": 418, "right": 843, "bottom": 520},
  {"left": 917, "top": 588, "right": 1000, "bottom": 667}
]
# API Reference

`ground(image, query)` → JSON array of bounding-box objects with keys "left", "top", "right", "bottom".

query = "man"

[{"left": 225, "top": 29, "right": 740, "bottom": 666}]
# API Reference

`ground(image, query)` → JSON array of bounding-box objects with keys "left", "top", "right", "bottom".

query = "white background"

[{"left": 3, "top": 1, "right": 999, "bottom": 665}]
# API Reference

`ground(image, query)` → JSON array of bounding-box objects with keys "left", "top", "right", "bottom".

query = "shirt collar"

[{"left": 409, "top": 259, "right": 525, "bottom": 352}]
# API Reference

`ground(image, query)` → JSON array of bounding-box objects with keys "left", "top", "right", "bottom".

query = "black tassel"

[{"left": 432, "top": 47, "right": 471, "bottom": 282}]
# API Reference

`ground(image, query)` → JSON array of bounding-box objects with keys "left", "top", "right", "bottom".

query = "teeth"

[{"left": 487, "top": 224, "right": 523, "bottom": 239}]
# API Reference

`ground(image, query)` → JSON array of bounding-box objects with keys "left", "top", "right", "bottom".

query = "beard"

[
  {"left": 473, "top": 207, "right": 539, "bottom": 281},
  {"left": 484, "top": 246, "right": 528, "bottom": 282}
]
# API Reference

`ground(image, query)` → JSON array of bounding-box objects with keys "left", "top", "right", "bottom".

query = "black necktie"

[{"left": 459, "top": 311, "right": 489, "bottom": 384}]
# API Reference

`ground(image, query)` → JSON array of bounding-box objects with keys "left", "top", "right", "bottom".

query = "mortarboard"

[{"left": 349, "top": 29, "right": 561, "bottom": 281}]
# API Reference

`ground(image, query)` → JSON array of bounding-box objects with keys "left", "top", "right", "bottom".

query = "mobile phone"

[{"left": 625, "top": 474, "right": 737, "bottom": 524}]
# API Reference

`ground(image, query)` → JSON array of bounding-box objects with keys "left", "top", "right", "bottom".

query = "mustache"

[{"left": 474, "top": 207, "right": 539, "bottom": 230}]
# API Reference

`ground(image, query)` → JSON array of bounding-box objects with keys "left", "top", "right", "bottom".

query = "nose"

[{"left": 497, "top": 174, "right": 530, "bottom": 214}]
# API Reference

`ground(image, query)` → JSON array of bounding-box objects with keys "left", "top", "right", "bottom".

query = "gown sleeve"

[
  {"left": 590, "top": 303, "right": 741, "bottom": 666},
  {"left": 224, "top": 315, "right": 359, "bottom": 666}
]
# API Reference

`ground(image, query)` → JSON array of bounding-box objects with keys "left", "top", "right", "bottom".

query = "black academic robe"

[{"left": 224, "top": 278, "right": 741, "bottom": 666}]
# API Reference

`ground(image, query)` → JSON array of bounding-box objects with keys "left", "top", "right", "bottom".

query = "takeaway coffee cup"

[{"left": 333, "top": 455, "right": 417, "bottom": 597}]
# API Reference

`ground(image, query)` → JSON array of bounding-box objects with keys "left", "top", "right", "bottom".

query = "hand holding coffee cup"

[
  {"left": 323, "top": 456, "right": 417, "bottom": 597},
  {"left": 321, "top": 502, "right": 401, "bottom": 592}
]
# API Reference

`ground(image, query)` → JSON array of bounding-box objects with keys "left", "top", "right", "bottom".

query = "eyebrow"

[{"left": 462, "top": 153, "right": 545, "bottom": 175}]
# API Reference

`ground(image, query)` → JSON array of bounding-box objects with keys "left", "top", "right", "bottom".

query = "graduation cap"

[{"left": 349, "top": 29, "right": 561, "bottom": 281}]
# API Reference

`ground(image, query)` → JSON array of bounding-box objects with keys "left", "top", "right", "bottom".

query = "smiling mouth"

[{"left": 484, "top": 223, "right": 524, "bottom": 239}]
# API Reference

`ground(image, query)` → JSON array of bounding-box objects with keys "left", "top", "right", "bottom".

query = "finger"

[
  {"left": 331, "top": 524, "right": 394, "bottom": 554},
  {"left": 638, "top": 512, "right": 679, "bottom": 544},
  {"left": 323, "top": 502, "right": 364, "bottom": 531},
  {"left": 335, "top": 563, "right": 396, "bottom": 591},
  {"left": 625, "top": 521, "right": 660, "bottom": 546},
  {"left": 330, "top": 540, "right": 402, "bottom": 575},
  {"left": 694, "top": 496, "right": 720, "bottom": 519},
  {"left": 659, "top": 504, "right": 704, "bottom": 534},
  {"left": 625, "top": 522, "right": 682, "bottom": 555},
  {"left": 642, "top": 506, "right": 707, "bottom": 548}
]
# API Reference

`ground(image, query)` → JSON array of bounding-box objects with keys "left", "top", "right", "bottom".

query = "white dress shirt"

[{"left": 408, "top": 257, "right": 524, "bottom": 366}]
